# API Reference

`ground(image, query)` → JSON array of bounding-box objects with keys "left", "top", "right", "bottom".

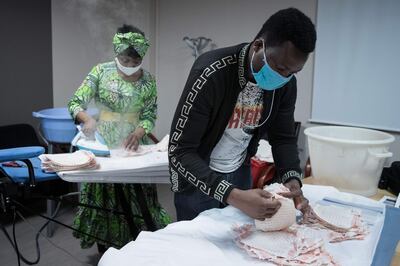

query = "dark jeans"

[{"left": 174, "top": 164, "right": 252, "bottom": 221}]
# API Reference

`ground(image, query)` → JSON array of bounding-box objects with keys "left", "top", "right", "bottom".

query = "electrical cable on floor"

[
  {"left": 0, "top": 193, "right": 122, "bottom": 265},
  {"left": 12, "top": 198, "right": 122, "bottom": 248},
  {"left": 1, "top": 215, "right": 37, "bottom": 265},
  {"left": 0, "top": 222, "right": 16, "bottom": 249},
  {"left": 1, "top": 198, "right": 64, "bottom": 265},
  {"left": 16, "top": 210, "right": 92, "bottom": 266},
  {"left": 12, "top": 208, "right": 21, "bottom": 266},
  {"left": 2, "top": 193, "right": 95, "bottom": 265}
]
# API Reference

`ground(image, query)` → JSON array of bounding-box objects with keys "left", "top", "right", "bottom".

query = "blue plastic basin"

[{"left": 32, "top": 107, "right": 98, "bottom": 144}]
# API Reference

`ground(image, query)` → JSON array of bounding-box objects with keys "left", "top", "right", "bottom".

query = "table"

[
  {"left": 303, "top": 177, "right": 399, "bottom": 266},
  {"left": 98, "top": 184, "right": 389, "bottom": 266}
]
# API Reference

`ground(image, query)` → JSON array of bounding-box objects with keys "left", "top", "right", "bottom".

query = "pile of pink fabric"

[
  {"left": 39, "top": 150, "right": 98, "bottom": 172},
  {"left": 234, "top": 224, "right": 337, "bottom": 265},
  {"left": 302, "top": 204, "right": 369, "bottom": 243},
  {"left": 234, "top": 183, "right": 369, "bottom": 265}
]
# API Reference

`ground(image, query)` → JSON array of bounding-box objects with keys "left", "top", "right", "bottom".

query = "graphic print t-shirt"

[{"left": 209, "top": 82, "right": 264, "bottom": 173}]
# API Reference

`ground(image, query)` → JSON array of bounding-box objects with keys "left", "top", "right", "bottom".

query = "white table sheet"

[
  {"left": 57, "top": 151, "right": 170, "bottom": 184},
  {"left": 98, "top": 185, "right": 385, "bottom": 266}
]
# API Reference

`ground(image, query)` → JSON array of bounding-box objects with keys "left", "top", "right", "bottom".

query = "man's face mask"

[
  {"left": 115, "top": 57, "right": 142, "bottom": 76},
  {"left": 250, "top": 41, "right": 293, "bottom": 91}
]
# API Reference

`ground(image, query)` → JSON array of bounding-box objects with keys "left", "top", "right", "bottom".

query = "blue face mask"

[{"left": 250, "top": 42, "right": 293, "bottom": 91}]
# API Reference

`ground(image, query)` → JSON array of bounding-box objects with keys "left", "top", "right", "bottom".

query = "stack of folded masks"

[{"left": 39, "top": 150, "right": 99, "bottom": 172}]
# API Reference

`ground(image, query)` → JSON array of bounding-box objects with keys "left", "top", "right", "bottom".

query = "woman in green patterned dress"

[{"left": 68, "top": 25, "right": 170, "bottom": 252}]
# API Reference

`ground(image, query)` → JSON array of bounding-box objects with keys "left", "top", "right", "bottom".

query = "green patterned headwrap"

[{"left": 113, "top": 32, "right": 150, "bottom": 58}]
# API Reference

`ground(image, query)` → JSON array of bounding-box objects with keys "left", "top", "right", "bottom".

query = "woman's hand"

[
  {"left": 124, "top": 127, "right": 146, "bottom": 151},
  {"left": 82, "top": 116, "right": 97, "bottom": 138}
]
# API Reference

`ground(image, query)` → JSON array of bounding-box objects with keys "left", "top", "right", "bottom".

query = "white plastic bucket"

[{"left": 304, "top": 126, "right": 395, "bottom": 196}]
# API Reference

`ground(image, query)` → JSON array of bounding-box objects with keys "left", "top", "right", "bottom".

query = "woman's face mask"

[
  {"left": 250, "top": 41, "right": 293, "bottom": 91},
  {"left": 115, "top": 57, "right": 142, "bottom": 76}
]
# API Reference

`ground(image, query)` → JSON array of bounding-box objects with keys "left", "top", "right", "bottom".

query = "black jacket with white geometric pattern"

[{"left": 168, "top": 43, "right": 302, "bottom": 204}]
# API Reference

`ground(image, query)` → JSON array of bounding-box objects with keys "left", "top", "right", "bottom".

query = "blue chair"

[
  {"left": 0, "top": 147, "right": 57, "bottom": 185},
  {"left": 0, "top": 124, "right": 61, "bottom": 236}
]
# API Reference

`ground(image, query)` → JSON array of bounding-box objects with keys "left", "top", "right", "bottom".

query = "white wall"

[
  {"left": 154, "top": 0, "right": 317, "bottom": 138},
  {"left": 391, "top": 136, "right": 400, "bottom": 162},
  {"left": 52, "top": 0, "right": 156, "bottom": 107}
]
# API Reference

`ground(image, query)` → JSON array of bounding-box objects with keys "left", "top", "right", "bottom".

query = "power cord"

[
  {"left": 1, "top": 193, "right": 123, "bottom": 265},
  {"left": 0, "top": 207, "right": 34, "bottom": 266},
  {"left": 1, "top": 199, "right": 64, "bottom": 265},
  {"left": 12, "top": 207, "right": 21, "bottom": 266},
  {"left": 16, "top": 210, "right": 92, "bottom": 266}
]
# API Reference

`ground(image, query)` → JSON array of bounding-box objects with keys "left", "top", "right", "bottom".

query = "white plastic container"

[{"left": 304, "top": 126, "right": 394, "bottom": 196}]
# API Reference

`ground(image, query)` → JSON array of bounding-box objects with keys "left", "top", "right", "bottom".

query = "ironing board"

[{"left": 97, "top": 184, "right": 396, "bottom": 266}]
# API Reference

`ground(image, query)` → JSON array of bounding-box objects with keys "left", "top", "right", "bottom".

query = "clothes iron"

[{"left": 71, "top": 126, "right": 110, "bottom": 156}]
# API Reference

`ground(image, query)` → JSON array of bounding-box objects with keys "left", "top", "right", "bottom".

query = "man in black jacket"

[{"left": 169, "top": 8, "right": 317, "bottom": 221}]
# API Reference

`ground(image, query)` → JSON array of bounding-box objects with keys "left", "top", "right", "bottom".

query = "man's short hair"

[{"left": 255, "top": 8, "right": 316, "bottom": 54}]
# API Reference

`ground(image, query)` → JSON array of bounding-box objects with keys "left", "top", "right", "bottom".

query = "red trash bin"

[{"left": 250, "top": 157, "right": 275, "bottom": 188}]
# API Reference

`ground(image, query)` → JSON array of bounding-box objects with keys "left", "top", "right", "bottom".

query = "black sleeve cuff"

[
  {"left": 280, "top": 169, "right": 303, "bottom": 187},
  {"left": 212, "top": 179, "right": 235, "bottom": 204}
]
